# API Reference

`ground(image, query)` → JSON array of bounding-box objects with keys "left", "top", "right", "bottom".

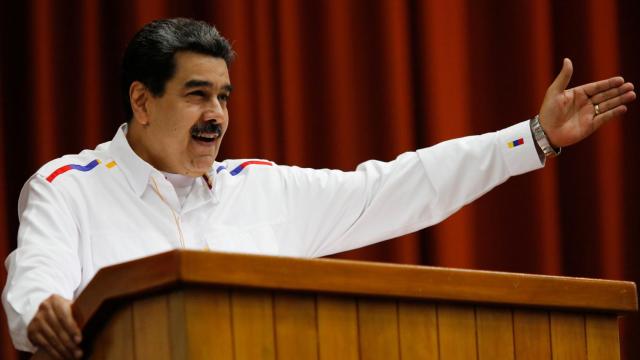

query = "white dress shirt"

[{"left": 3, "top": 120, "right": 543, "bottom": 351}]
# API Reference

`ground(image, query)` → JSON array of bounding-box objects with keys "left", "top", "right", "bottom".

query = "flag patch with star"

[{"left": 508, "top": 138, "right": 524, "bottom": 148}]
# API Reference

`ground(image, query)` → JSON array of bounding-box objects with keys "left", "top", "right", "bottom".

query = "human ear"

[{"left": 130, "top": 81, "right": 151, "bottom": 126}]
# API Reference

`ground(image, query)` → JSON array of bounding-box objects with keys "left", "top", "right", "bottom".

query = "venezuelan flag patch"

[{"left": 507, "top": 138, "right": 524, "bottom": 148}]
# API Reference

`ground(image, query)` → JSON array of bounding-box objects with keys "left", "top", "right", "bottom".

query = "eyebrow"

[{"left": 184, "top": 79, "right": 233, "bottom": 92}]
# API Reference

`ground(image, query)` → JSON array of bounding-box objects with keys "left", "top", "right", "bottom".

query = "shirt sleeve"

[
  {"left": 275, "top": 120, "right": 543, "bottom": 257},
  {"left": 2, "top": 174, "right": 82, "bottom": 352}
]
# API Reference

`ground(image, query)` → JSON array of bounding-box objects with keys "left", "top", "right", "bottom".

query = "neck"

[{"left": 126, "top": 121, "right": 169, "bottom": 174}]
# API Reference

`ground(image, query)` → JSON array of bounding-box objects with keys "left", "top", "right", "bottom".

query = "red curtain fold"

[
  {"left": 0, "top": 42, "right": 15, "bottom": 360},
  {"left": 418, "top": 0, "right": 477, "bottom": 269},
  {"left": 80, "top": 0, "right": 103, "bottom": 149},
  {"left": 522, "top": 0, "right": 563, "bottom": 276},
  {"left": 587, "top": 0, "right": 625, "bottom": 280},
  {"left": 1, "top": 0, "right": 639, "bottom": 358}
]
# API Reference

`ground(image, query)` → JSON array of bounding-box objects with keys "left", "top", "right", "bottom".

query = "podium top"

[{"left": 72, "top": 250, "right": 637, "bottom": 329}]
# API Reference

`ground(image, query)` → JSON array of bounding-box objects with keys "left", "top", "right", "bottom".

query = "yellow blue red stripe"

[{"left": 508, "top": 138, "right": 524, "bottom": 148}]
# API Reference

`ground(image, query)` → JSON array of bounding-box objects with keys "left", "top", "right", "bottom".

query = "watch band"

[{"left": 531, "top": 115, "right": 561, "bottom": 158}]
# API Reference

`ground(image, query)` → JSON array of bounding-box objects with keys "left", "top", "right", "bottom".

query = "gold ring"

[{"left": 594, "top": 104, "right": 600, "bottom": 115}]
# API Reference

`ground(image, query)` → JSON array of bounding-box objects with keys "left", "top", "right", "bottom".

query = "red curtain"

[{"left": 1, "top": 0, "right": 639, "bottom": 358}]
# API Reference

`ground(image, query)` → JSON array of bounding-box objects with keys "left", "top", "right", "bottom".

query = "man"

[{"left": 2, "top": 18, "right": 636, "bottom": 359}]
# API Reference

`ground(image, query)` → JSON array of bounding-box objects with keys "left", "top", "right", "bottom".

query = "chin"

[{"left": 187, "top": 158, "right": 216, "bottom": 175}]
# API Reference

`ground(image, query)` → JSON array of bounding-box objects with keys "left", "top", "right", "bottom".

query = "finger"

[
  {"left": 33, "top": 332, "right": 64, "bottom": 360},
  {"left": 29, "top": 313, "right": 67, "bottom": 359},
  {"left": 52, "top": 298, "right": 82, "bottom": 344},
  {"left": 37, "top": 321, "right": 70, "bottom": 360},
  {"left": 43, "top": 305, "right": 78, "bottom": 358},
  {"left": 590, "top": 82, "right": 635, "bottom": 104},
  {"left": 597, "top": 90, "right": 637, "bottom": 113},
  {"left": 548, "top": 58, "right": 573, "bottom": 93},
  {"left": 581, "top": 76, "right": 625, "bottom": 97},
  {"left": 594, "top": 105, "right": 628, "bottom": 129}
]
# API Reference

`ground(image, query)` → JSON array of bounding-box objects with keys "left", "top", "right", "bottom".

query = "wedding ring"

[{"left": 594, "top": 104, "right": 600, "bottom": 115}]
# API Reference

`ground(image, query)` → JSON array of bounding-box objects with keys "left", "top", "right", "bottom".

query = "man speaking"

[{"left": 2, "top": 18, "right": 636, "bottom": 359}]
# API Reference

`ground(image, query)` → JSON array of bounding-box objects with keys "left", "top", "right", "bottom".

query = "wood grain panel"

[
  {"left": 182, "top": 288, "right": 234, "bottom": 360},
  {"left": 358, "top": 298, "right": 400, "bottom": 360},
  {"left": 167, "top": 291, "right": 187, "bottom": 360},
  {"left": 132, "top": 295, "right": 171, "bottom": 360},
  {"left": 274, "top": 293, "right": 319, "bottom": 359},
  {"left": 513, "top": 309, "right": 551, "bottom": 359},
  {"left": 231, "top": 289, "right": 276, "bottom": 360},
  {"left": 397, "top": 301, "right": 438, "bottom": 359},
  {"left": 72, "top": 251, "right": 632, "bottom": 360},
  {"left": 88, "top": 304, "right": 134, "bottom": 360},
  {"left": 586, "top": 314, "right": 620, "bottom": 360},
  {"left": 550, "top": 312, "right": 587, "bottom": 359},
  {"left": 316, "top": 295, "right": 359, "bottom": 360},
  {"left": 476, "top": 307, "right": 514, "bottom": 360},
  {"left": 437, "top": 304, "right": 477, "bottom": 360}
]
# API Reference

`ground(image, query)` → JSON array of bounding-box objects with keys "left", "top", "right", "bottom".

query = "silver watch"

[{"left": 531, "top": 115, "right": 561, "bottom": 158}]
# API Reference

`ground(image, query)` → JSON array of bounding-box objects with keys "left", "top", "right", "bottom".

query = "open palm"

[{"left": 539, "top": 59, "right": 636, "bottom": 147}]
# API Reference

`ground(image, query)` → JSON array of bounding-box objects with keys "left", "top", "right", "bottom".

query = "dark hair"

[{"left": 121, "top": 18, "right": 235, "bottom": 121}]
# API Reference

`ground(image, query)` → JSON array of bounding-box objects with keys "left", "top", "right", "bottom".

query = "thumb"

[{"left": 548, "top": 58, "right": 573, "bottom": 94}]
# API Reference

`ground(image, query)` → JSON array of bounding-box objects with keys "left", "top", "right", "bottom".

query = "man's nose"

[{"left": 205, "top": 98, "right": 225, "bottom": 121}]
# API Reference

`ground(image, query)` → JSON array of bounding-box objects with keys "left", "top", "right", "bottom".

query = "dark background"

[{"left": 1, "top": 0, "right": 639, "bottom": 358}]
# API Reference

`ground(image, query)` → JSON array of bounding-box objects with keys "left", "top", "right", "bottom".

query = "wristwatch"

[{"left": 530, "top": 115, "right": 561, "bottom": 158}]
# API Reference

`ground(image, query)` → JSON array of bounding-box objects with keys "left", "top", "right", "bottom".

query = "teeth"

[{"left": 194, "top": 131, "right": 218, "bottom": 139}]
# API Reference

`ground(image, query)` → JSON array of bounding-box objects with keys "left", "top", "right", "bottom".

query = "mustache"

[{"left": 190, "top": 122, "right": 222, "bottom": 136}]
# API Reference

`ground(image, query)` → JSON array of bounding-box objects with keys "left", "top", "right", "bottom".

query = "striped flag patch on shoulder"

[
  {"left": 216, "top": 160, "right": 273, "bottom": 176},
  {"left": 46, "top": 159, "right": 117, "bottom": 183},
  {"left": 46, "top": 159, "right": 102, "bottom": 182}
]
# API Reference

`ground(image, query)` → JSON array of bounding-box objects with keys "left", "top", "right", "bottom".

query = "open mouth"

[
  {"left": 190, "top": 123, "right": 222, "bottom": 143},
  {"left": 191, "top": 130, "right": 219, "bottom": 143}
]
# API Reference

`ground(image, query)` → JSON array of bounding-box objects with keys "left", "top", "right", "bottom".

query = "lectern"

[{"left": 67, "top": 250, "right": 636, "bottom": 359}]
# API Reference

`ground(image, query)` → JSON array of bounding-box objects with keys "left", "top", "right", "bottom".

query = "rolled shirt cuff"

[{"left": 497, "top": 119, "right": 545, "bottom": 176}]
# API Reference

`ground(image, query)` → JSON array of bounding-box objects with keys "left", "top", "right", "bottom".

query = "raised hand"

[
  {"left": 27, "top": 294, "right": 82, "bottom": 359},
  {"left": 538, "top": 58, "right": 636, "bottom": 147}
]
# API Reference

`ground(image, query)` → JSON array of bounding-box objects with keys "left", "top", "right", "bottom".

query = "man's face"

[{"left": 134, "top": 51, "right": 231, "bottom": 176}]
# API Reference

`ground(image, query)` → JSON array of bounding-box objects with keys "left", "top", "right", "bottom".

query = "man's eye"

[
  {"left": 189, "top": 91, "right": 206, "bottom": 97},
  {"left": 218, "top": 94, "right": 230, "bottom": 102}
]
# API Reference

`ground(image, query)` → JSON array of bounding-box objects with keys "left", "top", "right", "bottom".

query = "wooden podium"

[{"left": 69, "top": 250, "right": 636, "bottom": 359}]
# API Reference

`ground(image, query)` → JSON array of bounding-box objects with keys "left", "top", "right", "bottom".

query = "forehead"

[{"left": 171, "top": 51, "right": 230, "bottom": 85}]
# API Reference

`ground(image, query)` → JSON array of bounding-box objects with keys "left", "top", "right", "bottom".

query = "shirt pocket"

[{"left": 203, "top": 223, "right": 280, "bottom": 256}]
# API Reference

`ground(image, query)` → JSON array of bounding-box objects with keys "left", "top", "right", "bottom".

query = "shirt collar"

[
  {"left": 108, "top": 123, "right": 156, "bottom": 197},
  {"left": 108, "top": 123, "right": 220, "bottom": 201}
]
